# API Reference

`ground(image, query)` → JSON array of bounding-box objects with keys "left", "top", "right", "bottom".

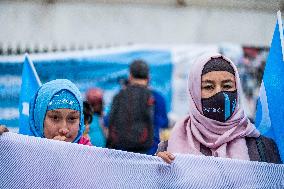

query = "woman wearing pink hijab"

[{"left": 157, "top": 53, "right": 281, "bottom": 164}]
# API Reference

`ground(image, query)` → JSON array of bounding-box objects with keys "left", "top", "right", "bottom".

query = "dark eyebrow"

[
  {"left": 201, "top": 80, "right": 214, "bottom": 83},
  {"left": 222, "top": 79, "right": 234, "bottom": 83},
  {"left": 49, "top": 110, "right": 61, "bottom": 114},
  {"left": 69, "top": 110, "right": 80, "bottom": 115}
]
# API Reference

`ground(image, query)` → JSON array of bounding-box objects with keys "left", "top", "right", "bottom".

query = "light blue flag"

[
  {"left": 255, "top": 11, "right": 284, "bottom": 161},
  {"left": 19, "top": 54, "right": 42, "bottom": 135}
]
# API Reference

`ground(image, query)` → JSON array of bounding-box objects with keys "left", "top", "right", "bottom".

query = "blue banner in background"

[
  {"left": 255, "top": 11, "right": 284, "bottom": 161},
  {"left": 0, "top": 49, "right": 172, "bottom": 130}
]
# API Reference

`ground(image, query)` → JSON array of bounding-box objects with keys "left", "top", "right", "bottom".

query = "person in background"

[
  {"left": 107, "top": 78, "right": 169, "bottom": 155},
  {"left": 148, "top": 90, "right": 168, "bottom": 155},
  {"left": 83, "top": 101, "right": 94, "bottom": 140},
  {"left": 86, "top": 88, "right": 107, "bottom": 147},
  {"left": 106, "top": 60, "right": 168, "bottom": 155},
  {"left": 156, "top": 53, "right": 282, "bottom": 164},
  {"left": 0, "top": 79, "right": 91, "bottom": 146},
  {"left": 115, "top": 77, "right": 169, "bottom": 155},
  {"left": 107, "top": 60, "right": 154, "bottom": 153}
]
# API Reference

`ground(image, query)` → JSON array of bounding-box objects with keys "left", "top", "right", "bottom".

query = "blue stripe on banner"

[{"left": 1, "top": 133, "right": 284, "bottom": 189}]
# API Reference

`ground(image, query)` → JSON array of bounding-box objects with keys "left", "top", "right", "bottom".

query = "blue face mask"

[{"left": 201, "top": 91, "right": 237, "bottom": 122}]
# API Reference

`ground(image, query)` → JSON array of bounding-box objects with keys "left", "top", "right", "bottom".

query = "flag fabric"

[
  {"left": 1, "top": 132, "right": 284, "bottom": 189},
  {"left": 18, "top": 54, "right": 42, "bottom": 135},
  {"left": 255, "top": 11, "right": 284, "bottom": 161}
]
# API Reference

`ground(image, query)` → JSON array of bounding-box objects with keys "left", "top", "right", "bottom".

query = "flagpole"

[
  {"left": 277, "top": 11, "right": 284, "bottom": 61},
  {"left": 25, "top": 53, "right": 42, "bottom": 86}
]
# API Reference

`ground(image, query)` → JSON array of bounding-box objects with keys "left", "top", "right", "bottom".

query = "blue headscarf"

[
  {"left": 29, "top": 79, "right": 84, "bottom": 143},
  {"left": 47, "top": 90, "right": 80, "bottom": 112}
]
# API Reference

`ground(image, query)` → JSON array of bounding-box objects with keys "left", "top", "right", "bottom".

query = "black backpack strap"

[{"left": 255, "top": 137, "right": 267, "bottom": 162}]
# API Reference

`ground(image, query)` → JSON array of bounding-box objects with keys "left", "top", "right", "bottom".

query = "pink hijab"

[{"left": 167, "top": 53, "right": 260, "bottom": 160}]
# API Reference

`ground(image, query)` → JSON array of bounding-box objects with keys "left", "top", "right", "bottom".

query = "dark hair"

[
  {"left": 130, "top": 59, "right": 149, "bottom": 79},
  {"left": 83, "top": 101, "right": 93, "bottom": 124},
  {"left": 202, "top": 57, "right": 235, "bottom": 76}
]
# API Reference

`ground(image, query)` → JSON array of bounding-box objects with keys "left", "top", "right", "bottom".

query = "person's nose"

[
  {"left": 59, "top": 128, "right": 69, "bottom": 135},
  {"left": 58, "top": 122, "right": 70, "bottom": 136},
  {"left": 215, "top": 85, "right": 222, "bottom": 94}
]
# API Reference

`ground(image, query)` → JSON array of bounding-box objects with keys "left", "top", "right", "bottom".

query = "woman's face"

[
  {"left": 44, "top": 108, "right": 80, "bottom": 142},
  {"left": 201, "top": 71, "right": 236, "bottom": 99}
]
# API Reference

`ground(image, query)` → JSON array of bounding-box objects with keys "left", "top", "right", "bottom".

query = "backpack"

[{"left": 108, "top": 85, "right": 154, "bottom": 152}]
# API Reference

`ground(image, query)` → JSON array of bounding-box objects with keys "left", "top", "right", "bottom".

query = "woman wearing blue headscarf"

[{"left": 0, "top": 79, "right": 92, "bottom": 145}]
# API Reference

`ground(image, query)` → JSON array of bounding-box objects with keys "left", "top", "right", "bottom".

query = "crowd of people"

[{"left": 0, "top": 53, "right": 282, "bottom": 165}]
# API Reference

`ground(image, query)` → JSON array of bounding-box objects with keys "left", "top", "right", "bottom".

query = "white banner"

[{"left": 1, "top": 133, "right": 284, "bottom": 189}]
